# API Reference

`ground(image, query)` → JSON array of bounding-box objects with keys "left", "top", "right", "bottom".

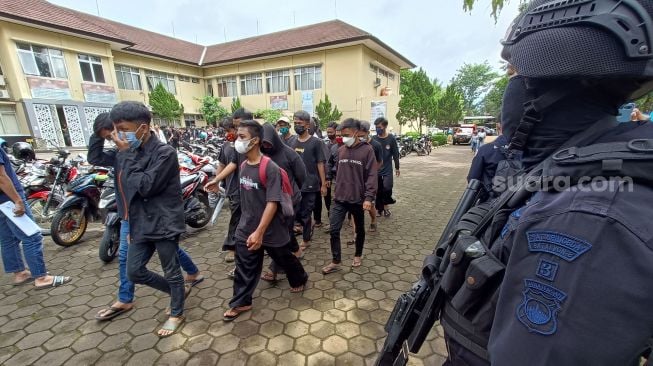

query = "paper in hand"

[{"left": 0, "top": 201, "right": 41, "bottom": 236}]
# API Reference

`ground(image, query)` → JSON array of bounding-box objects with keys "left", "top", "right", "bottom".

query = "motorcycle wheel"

[
  {"left": 51, "top": 207, "right": 88, "bottom": 247},
  {"left": 187, "top": 191, "right": 212, "bottom": 228},
  {"left": 27, "top": 197, "right": 62, "bottom": 224},
  {"left": 99, "top": 224, "right": 120, "bottom": 263}
]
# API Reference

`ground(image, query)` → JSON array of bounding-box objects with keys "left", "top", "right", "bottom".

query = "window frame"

[
  {"left": 145, "top": 70, "right": 176, "bottom": 94},
  {"left": 216, "top": 75, "right": 238, "bottom": 98},
  {"left": 239, "top": 73, "right": 263, "bottom": 96},
  {"left": 0, "top": 106, "right": 21, "bottom": 135},
  {"left": 266, "top": 69, "right": 290, "bottom": 94},
  {"left": 16, "top": 42, "right": 68, "bottom": 79},
  {"left": 115, "top": 64, "right": 142, "bottom": 91},
  {"left": 78, "top": 54, "right": 105, "bottom": 83},
  {"left": 294, "top": 65, "right": 322, "bottom": 91}
]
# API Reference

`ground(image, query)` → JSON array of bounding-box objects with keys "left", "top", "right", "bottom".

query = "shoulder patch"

[
  {"left": 526, "top": 231, "right": 591, "bottom": 262},
  {"left": 516, "top": 279, "right": 567, "bottom": 335}
]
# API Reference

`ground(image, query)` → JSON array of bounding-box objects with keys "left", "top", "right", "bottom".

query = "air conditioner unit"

[
  {"left": 373, "top": 78, "right": 381, "bottom": 88},
  {"left": 0, "top": 76, "right": 5, "bottom": 86},
  {"left": 0, "top": 90, "right": 9, "bottom": 99}
]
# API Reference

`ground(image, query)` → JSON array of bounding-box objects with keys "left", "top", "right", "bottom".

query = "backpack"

[{"left": 241, "top": 156, "right": 295, "bottom": 223}]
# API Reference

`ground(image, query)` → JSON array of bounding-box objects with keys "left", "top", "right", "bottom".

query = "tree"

[
  {"left": 396, "top": 68, "right": 437, "bottom": 132},
  {"left": 636, "top": 92, "right": 653, "bottom": 114},
  {"left": 231, "top": 97, "right": 243, "bottom": 113},
  {"left": 197, "top": 96, "right": 229, "bottom": 126},
  {"left": 149, "top": 83, "right": 183, "bottom": 123},
  {"left": 315, "top": 94, "right": 343, "bottom": 130},
  {"left": 451, "top": 62, "right": 500, "bottom": 116},
  {"left": 435, "top": 84, "right": 464, "bottom": 127},
  {"left": 463, "top": 0, "right": 529, "bottom": 19},
  {"left": 256, "top": 109, "right": 283, "bottom": 124},
  {"left": 481, "top": 74, "right": 509, "bottom": 117}
]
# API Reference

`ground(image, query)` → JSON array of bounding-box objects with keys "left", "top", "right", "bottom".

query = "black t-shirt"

[
  {"left": 218, "top": 142, "right": 243, "bottom": 198},
  {"left": 374, "top": 135, "right": 399, "bottom": 176},
  {"left": 235, "top": 160, "right": 289, "bottom": 247},
  {"left": 290, "top": 136, "right": 325, "bottom": 192},
  {"left": 368, "top": 139, "right": 383, "bottom": 164}
]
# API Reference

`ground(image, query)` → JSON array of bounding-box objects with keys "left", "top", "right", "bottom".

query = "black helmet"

[
  {"left": 12, "top": 142, "right": 35, "bottom": 162},
  {"left": 502, "top": 0, "right": 653, "bottom": 80}
]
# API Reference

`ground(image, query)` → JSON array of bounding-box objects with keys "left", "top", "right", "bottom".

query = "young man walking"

[
  {"left": 358, "top": 121, "right": 383, "bottom": 232},
  {"left": 224, "top": 120, "right": 308, "bottom": 321},
  {"left": 322, "top": 119, "right": 377, "bottom": 274},
  {"left": 290, "top": 111, "right": 327, "bottom": 252},
  {"left": 373, "top": 117, "right": 400, "bottom": 217},
  {"left": 110, "top": 101, "right": 186, "bottom": 337}
]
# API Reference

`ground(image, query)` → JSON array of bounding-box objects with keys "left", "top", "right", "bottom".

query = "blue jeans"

[
  {"left": 117, "top": 220, "right": 198, "bottom": 304},
  {"left": 0, "top": 198, "right": 47, "bottom": 278}
]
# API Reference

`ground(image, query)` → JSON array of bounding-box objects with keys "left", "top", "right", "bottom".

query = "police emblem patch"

[
  {"left": 526, "top": 231, "right": 591, "bottom": 262},
  {"left": 516, "top": 279, "right": 567, "bottom": 335}
]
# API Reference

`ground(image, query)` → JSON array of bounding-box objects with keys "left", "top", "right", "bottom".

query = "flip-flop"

[
  {"left": 223, "top": 306, "right": 252, "bottom": 322},
  {"left": 95, "top": 306, "right": 133, "bottom": 321},
  {"left": 260, "top": 272, "right": 277, "bottom": 282},
  {"left": 185, "top": 275, "right": 205, "bottom": 288},
  {"left": 346, "top": 240, "right": 355, "bottom": 247},
  {"left": 225, "top": 252, "right": 235, "bottom": 263},
  {"left": 321, "top": 265, "right": 341, "bottom": 275},
  {"left": 157, "top": 316, "right": 185, "bottom": 338},
  {"left": 352, "top": 258, "right": 362, "bottom": 268},
  {"left": 34, "top": 275, "right": 71, "bottom": 290},
  {"left": 13, "top": 276, "right": 33, "bottom": 286}
]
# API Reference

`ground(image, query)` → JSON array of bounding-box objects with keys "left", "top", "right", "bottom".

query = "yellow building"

[{"left": 0, "top": 0, "right": 414, "bottom": 149}]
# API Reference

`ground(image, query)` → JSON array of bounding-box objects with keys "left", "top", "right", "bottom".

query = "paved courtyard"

[{"left": 0, "top": 145, "right": 473, "bottom": 366}]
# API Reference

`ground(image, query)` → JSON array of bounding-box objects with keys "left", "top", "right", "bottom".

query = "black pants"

[
  {"left": 313, "top": 193, "right": 323, "bottom": 224},
  {"left": 230, "top": 241, "right": 308, "bottom": 308},
  {"left": 324, "top": 185, "right": 332, "bottom": 216},
  {"left": 127, "top": 237, "right": 185, "bottom": 317},
  {"left": 329, "top": 201, "right": 365, "bottom": 263},
  {"left": 298, "top": 192, "right": 317, "bottom": 242},
  {"left": 376, "top": 175, "right": 395, "bottom": 210},
  {"left": 222, "top": 196, "right": 241, "bottom": 251}
]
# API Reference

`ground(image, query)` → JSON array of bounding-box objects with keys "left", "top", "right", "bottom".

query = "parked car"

[{"left": 453, "top": 126, "right": 474, "bottom": 145}]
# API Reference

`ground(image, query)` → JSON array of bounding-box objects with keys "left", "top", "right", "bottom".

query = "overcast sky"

[{"left": 49, "top": 0, "right": 520, "bottom": 83}]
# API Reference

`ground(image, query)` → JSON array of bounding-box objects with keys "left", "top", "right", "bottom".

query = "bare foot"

[
  {"left": 157, "top": 316, "right": 185, "bottom": 337},
  {"left": 13, "top": 270, "right": 32, "bottom": 284}
]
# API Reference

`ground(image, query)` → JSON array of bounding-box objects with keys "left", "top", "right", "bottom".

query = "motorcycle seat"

[{"left": 180, "top": 174, "right": 197, "bottom": 188}]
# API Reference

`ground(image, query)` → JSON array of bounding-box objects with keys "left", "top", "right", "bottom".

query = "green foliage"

[
  {"left": 255, "top": 109, "right": 283, "bottom": 124},
  {"left": 315, "top": 94, "right": 343, "bottom": 130},
  {"left": 230, "top": 97, "right": 243, "bottom": 113},
  {"left": 463, "top": 0, "right": 530, "bottom": 19},
  {"left": 403, "top": 131, "right": 421, "bottom": 139},
  {"left": 396, "top": 68, "right": 437, "bottom": 131},
  {"left": 197, "top": 95, "right": 229, "bottom": 126},
  {"left": 435, "top": 84, "right": 464, "bottom": 126},
  {"left": 451, "top": 62, "right": 500, "bottom": 115},
  {"left": 635, "top": 93, "right": 653, "bottom": 114},
  {"left": 149, "top": 83, "right": 183, "bottom": 122},
  {"left": 431, "top": 133, "right": 448, "bottom": 146},
  {"left": 482, "top": 74, "right": 509, "bottom": 117}
]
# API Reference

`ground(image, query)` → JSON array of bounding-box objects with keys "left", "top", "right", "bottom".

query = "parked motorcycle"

[
  {"left": 50, "top": 172, "right": 108, "bottom": 247},
  {"left": 98, "top": 173, "right": 120, "bottom": 263},
  {"left": 181, "top": 171, "right": 212, "bottom": 228}
]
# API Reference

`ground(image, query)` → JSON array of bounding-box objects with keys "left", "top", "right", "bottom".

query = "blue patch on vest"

[
  {"left": 536, "top": 259, "right": 558, "bottom": 281},
  {"left": 516, "top": 279, "right": 567, "bottom": 335},
  {"left": 526, "top": 231, "right": 592, "bottom": 262}
]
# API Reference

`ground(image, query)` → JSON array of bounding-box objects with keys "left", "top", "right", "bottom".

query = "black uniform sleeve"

[
  {"left": 364, "top": 147, "right": 378, "bottom": 202},
  {"left": 87, "top": 134, "right": 116, "bottom": 167},
  {"left": 391, "top": 137, "right": 400, "bottom": 170}
]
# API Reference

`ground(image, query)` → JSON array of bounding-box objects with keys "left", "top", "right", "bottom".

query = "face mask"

[
  {"left": 327, "top": 134, "right": 336, "bottom": 140},
  {"left": 500, "top": 75, "right": 529, "bottom": 140},
  {"left": 226, "top": 132, "right": 236, "bottom": 142},
  {"left": 342, "top": 136, "right": 355, "bottom": 147},
  {"left": 335, "top": 136, "right": 343, "bottom": 145},
  {"left": 122, "top": 131, "right": 142, "bottom": 149},
  {"left": 294, "top": 125, "right": 306, "bottom": 135},
  {"left": 279, "top": 127, "right": 290, "bottom": 136},
  {"left": 235, "top": 139, "right": 253, "bottom": 154},
  {"left": 359, "top": 136, "right": 367, "bottom": 142},
  {"left": 376, "top": 128, "right": 384, "bottom": 136}
]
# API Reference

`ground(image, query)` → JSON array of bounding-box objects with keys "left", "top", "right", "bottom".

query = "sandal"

[
  {"left": 314, "top": 222, "right": 323, "bottom": 228},
  {"left": 225, "top": 251, "right": 235, "bottom": 263},
  {"left": 95, "top": 306, "right": 133, "bottom": 321},
  {"left": 260, "top": 271, "right": 277, "bottom": 282},
  {"left": 290, "top": 283, "right": 306, "bottom": 293},
  {"left": 321, "top": 263, "right": 341, "bottom": 275},
  {"left": 346, "top": 239, "right": 355, "bottom": 247},
  {"left": 185, "top": 275, "right": 205, "bottom": 288},
  {"left": 223, "top": 306, "right": 252, "bottom": 322},
  {"left": 157, "top": 316, "right": 185, "bottom": 337},
  {"left": 369, "top": 223, "right": 377, "bottom": 232},
  {"left": 352, "top": 257, "right": 362, "bottom": 268},
  {"left": 35, "top": 275, "right": 71, "bottom": 290}
]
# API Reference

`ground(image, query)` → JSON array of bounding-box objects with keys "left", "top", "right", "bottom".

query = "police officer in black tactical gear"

[{"left": 440, "top": 1, "right": 653, "bottom": 365}]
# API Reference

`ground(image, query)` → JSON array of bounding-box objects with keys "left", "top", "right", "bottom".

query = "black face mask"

[
  {"left": 261, "top": 145, "right": 274, "bottom": 155},
  {"left": 500, "top": 75, "right": 529, "bottom": 142},
  {"left": 327, "top": 134, "right": 336, "bottom": 140},
  {"left": 294, "top": 125, "right": 306, "bottom": 135}
]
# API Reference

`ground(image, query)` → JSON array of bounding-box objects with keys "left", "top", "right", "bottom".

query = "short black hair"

[
  {"left": 93, "top": 112, "right": 113, "bottom": 135},
  {"left": 293, "top": 110, "right": 310, "bottom": 123},
  {"left": 327, "top": 122, "right": 339, "bottom": 130},
  {"left": 359, "top": 121, "right": 371, "bottom": 133},
  {"left": 233, "top": 108, "right": 253, "bottom": 120},
  {"left": 238, "top": 120, "right": 262, "bottom": 139},
  {"left": 340, "top": 118, "right": 360, "bottom": 131},
  {"left": 110, "top": 101, "right": 152, "bottom": 124},
  {"left": 374, "top": 117, "right": 388, "bottom": 127},
  {"left": 220, "top": 116, "right": 235, "bottom": 130}
]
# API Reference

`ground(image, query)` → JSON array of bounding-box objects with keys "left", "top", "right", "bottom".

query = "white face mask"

[
  {"left": 235, "top": 139, "right": 252, "bottom": 154},
  {"left": 343, "top": 136, "right": 355, "bottom": 147}
]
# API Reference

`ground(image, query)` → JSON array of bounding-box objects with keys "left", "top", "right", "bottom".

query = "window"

[
  {"left": 207, "top": 83, "right": 214, "bottom": 96},
  {"left": 145, "top": 70, "right": 176, "bottom": 94},
  {"left": 216, "top": 76, "right": 237, "bottom": 97},
  {"left": 115, "top": 64, "right": 141, "bottom": 90},
  {"left": 0, "top": 106, "right": 20, "bottom": 135},
  {"left": 179, "top": 76, "right": 199, "bottom": 83},
  {"left": 266, "top": 70, "right": 289, "bottom": 93},
  {"left": 16, "top": 43, "right": 67, "bottom": 79},
  {"left": 191, "top": 77, "right": 200, "bottom": 84},
  {"left": 294, "top": 65, "right": 322, "bottom": 90},
  {"left": 78, "top": 54, "right": 105, "bottom": 83},
  {"left": 240, "top": 73, "right": 263, "bottom": 96},
  {"left": 178, "top": 75, "right": 190, "bottom": 82},
  {"left": 370, "top": 63, "right": 395, "bottom": 80}
]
